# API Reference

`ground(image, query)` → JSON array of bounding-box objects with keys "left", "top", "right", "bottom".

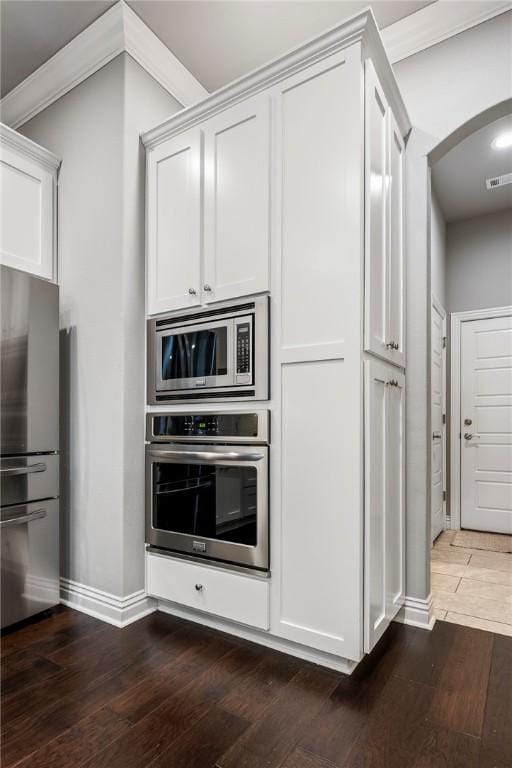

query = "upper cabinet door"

[
  {"left": 364, "top": 61, "right": 406, "bottom": 369},
  {"left": 0, "top": 142, "right": 57, "bottom": 282},
  {"left": 364, "top": 60, "right": 388, "bottom": 362},
  {"left": 387, "top": 114, "right": 405, "bottom": 368},
  {"left": 147, "top": 129, "right": 202, "bottom": 316},
  {"left": 203, "top": 95, "right": 270, "bottom": 304}
]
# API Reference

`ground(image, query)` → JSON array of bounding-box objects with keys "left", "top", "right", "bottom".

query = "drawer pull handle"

[
  {"left": 0, "top": 462, "right": 47, "bottom": 477},
  {"left": 195, "top": 583, "right": 203, "bottom": 591}
]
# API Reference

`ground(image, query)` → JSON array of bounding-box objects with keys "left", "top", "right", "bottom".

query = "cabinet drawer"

[{"left": 146, "top": 553, "right": 270, "bottom": 630}]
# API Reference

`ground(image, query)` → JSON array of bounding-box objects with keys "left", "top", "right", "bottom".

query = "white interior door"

[
  {"left": 431, "top": 299, "right": 446, "bottom": 542},
  {"left": 460, "top": 314, "right": 512, "bottom": 534}
]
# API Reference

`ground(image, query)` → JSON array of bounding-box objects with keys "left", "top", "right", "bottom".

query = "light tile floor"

[{"left": 431, "top": 529, "right": 512, "bottom": 637}]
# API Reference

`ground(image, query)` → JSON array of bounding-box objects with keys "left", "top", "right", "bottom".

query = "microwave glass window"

[
  {"left": 152, "top": 462, "right": 257, "bottom": 546},
  {"left": 161, "top": 327, "right": 228, "bottom": 381}
]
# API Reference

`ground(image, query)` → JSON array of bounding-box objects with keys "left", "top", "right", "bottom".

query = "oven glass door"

[
  {"left": 156, "top": 320, "right": 234, "bottom": 392},
  {"left": 147, "top": 445, "right": 268, "bottom": 570}
]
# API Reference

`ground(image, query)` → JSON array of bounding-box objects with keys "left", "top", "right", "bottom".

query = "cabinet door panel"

[
  {"left": 0, "top": 147, "right": 55, "bottom": 281},
  {"left": 386, "top": 369, "right": 405, "bottom": 621},
  {"left": 387, "top": 114, "right": 405, "bottom": 367},
  {"left": 280, "top": 53, "right": 360, "bottom": 362},
  {"left": 280, "top": 360, "right": 361, "bottom": 660},
  {"left": 203, "top": 95, "right": 270, "bottom": 303},
  {"left": 147, "top": 130, "right": 202, "bottom": 315},
  {"left": 364, "top": 61, "right": 388, "bottom": 361},
  {"left": 364, "top": 360, "right": 405, "bottom": 652},
  {"left": 364, "top": 359, "right": 388, "bottom": 651}
]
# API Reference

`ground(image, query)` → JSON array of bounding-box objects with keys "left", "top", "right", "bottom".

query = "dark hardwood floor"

[{"left": 1, "top": 607, "right": 511, "bottom": 768}]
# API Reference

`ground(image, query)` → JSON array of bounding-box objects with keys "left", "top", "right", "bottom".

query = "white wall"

[
  {"left": 431, "top": 189, "right": 447, "bottom": 309},
  {"left": 394, "top": 12, "right": 512, "bottom": 143},
  {"left": 20, "top": 54, "right": 181, "bottom": 598},
  {"left": 447, "top": 209, "right": 512, "bottom": 314}
]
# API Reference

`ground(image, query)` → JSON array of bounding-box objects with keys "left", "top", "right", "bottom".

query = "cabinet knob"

[
  {"left": 188, "top": 287, "right": 197, "bottom": 295},
  {"left": 195, "top": 583, "right": 203, "bottom": 591},
  {"left": 203, "top": 284, "right": 212, "bottom": 292}
]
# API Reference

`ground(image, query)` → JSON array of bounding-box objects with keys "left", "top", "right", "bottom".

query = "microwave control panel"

[{"left": 236, "top": 322, "right": 251, "bottom": 374}]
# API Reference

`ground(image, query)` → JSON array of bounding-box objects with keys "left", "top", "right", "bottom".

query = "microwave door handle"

[{"left": 148, "top": 449, "right": 264, "bottom": 462}]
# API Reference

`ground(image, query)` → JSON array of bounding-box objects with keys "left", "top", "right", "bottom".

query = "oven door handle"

[{"left": 148, "top": 449, "right": 265, "bottom": 462}]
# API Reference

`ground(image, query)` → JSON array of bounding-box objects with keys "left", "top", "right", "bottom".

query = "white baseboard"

[
  {"left": 60, "top": 577, "right": 156, "bottom": 628},
  {"left": 394, "top": 594, "right": 435, "bottom": 630},
  {"left": 157, "top": 600, "right": 358, "bottom": 674}
]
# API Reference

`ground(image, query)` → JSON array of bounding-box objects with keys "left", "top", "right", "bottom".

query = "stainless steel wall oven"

[
  {"left": 147, "top": 296, "right": 269, "bottom": 404},
  {"left": 145, "top": 411, "right": 269, "bottom": 572}
]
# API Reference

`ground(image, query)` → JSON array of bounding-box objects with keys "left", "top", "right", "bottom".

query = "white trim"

[
  {"left": 382, "top": 0, "right": 512, "bottom": 64},
  {"left": 431, "top": 294, "right": 447, "bottom": 538},
  {"left": 0, "top": 1, "right": 208, "bottom": 130},
  {"left": 394, "top": 594, "right": 435, "bottom": 630},
  {"left": 0, "top": 122, "right": 60, "bottom": 171},
  {"left": 142, "top": 9, "right": 411, "bottom": 149},
  {"left": 450, "top": 305, "right": 512, "bottom": 530},
  {"left": 60, "top": 577, "right": 156, "bottom": 628},
  {"left": 157, "top": 600, "right": 357, "bottom": 674}
]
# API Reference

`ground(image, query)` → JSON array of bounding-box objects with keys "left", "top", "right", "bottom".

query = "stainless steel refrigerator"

[{"left": 1, "top": 265, "right": 60, "bottom": 628}]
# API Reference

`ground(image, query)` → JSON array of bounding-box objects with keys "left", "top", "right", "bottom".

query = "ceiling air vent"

[{"left": 486, "top": 172, "right": 512, "bottom": 190}]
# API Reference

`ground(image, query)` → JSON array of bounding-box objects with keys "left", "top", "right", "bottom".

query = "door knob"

[
  {"left": 432, "top": 431, "right": 442, "bottom": 440},
  {"left": 188, "top": 287, "right": 197, "bottom": 295},
  {"left": 464, "top": 418, "right": 472, "bottom": 426},
  {"left": 203, "top": 284, "right": 212, "bottom": 292},
  {"left": 464, "top": 433, "right": 473, "bottom": 440},
  {"left": 195, "top": 583, "right": 203, "bottom": 591}
]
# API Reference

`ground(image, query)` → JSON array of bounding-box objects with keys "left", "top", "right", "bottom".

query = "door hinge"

[
  {"left": 442, "top": 413, "right": 446, "bottom": 425},
  {"left": 443, "top": 490, "right": 446, "bottom": 501},
  {"left": 442, "top": 336, "right": 447, "bottom": 349}
]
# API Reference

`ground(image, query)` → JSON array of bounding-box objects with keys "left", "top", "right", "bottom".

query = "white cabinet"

[
  {"left": 364, "top": 61, "right": 405, "bottom": 368},
  {"left": 146, "top": 552, "right": 270, "bottom": 630},
  {"left": 364, "top": 360, "right": 405, "bottom": 652},
  {"left": 146, "top": 129, "right": 202, "bottom": 315},
  {"left": 203, "top": 95, "right": 270, "bottom": 303},
  {"left": 0, "top": 124, "right": 59, "bottom": 282},
  {"left": 143, "top": 13, "right": 410, "bottom": 670},
  {"left": 146, "top": 95, "right": 270, "bottom": 316}
]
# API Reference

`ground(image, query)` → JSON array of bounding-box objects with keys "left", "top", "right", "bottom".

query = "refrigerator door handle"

[
  {"left": 0, "top": 508, "right": 47, "bottom": 528},
  {"left": 0, "top": 462, "right": 47, "bottom": 477}
]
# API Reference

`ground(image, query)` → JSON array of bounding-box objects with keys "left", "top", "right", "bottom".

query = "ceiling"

[
  {"left": 1, "top": 0, "right": 435, "bottom": 98},
  {"left": 432, "top": 114, "right": 512, "bottom": 223}
]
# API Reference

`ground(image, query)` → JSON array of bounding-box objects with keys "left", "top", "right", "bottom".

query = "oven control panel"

[{"left": 148, "top": 411, "right": 269, "bottom": 444}]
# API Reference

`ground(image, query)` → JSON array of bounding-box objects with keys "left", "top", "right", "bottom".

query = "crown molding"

[
  {"left": 0, "top": 122, "right": 60, "bottom": 171},
  {"left": 142, "top": 8, "right": 411, "bottom": 151},
  {"left": 382, "top": 0, "right": 512, "bottom": 64},
  {"left": 0, "top": 1, "right": 208, "bottom": 130}
]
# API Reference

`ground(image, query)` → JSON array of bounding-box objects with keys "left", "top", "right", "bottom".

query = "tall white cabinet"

[
  {"left": 0, "top": 124, "right": 60, "bottom": 282},
  {"left": 143, "top": 11, "right": 409, "bottom": 669}
]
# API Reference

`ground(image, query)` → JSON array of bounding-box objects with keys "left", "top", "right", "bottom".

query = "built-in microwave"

[{"left": 147, "top": 296, "right": 269, "bottom": 404}]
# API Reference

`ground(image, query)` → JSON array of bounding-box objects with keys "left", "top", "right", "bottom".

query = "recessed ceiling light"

[{"left": 492, "top": 131, "right": 512, "bottom": 150}]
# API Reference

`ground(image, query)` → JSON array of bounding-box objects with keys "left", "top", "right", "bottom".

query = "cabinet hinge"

[
  {"left": 442, "top": 414, "right": 446, "bottom": 425},
  {"left": 443, "top": 490, "right": 446, "bottom": 502},
  {"left": 442, "top": 336, "right": 447, "bottom": 349}
]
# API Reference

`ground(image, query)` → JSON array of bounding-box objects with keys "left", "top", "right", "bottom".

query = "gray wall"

[
  {"left": 431, "top": 189, "right": 447, "bottom": 309},
  {"left": 447, "top": 209, "right": 512, "bottom": 314},
  {"left": 20, "top": 54, "right": 181, "bottom": 598},
  {"left": 394, "top": 11, "right": 512, "bottom": 144}
]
